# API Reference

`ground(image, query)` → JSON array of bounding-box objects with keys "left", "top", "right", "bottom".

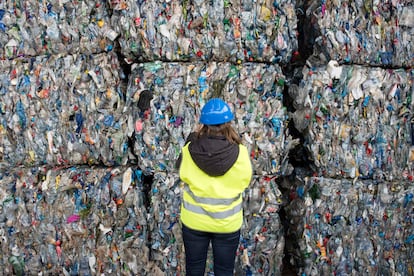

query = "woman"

[{"left": 177, "top": 98, "right": 252, "bottom": 276}]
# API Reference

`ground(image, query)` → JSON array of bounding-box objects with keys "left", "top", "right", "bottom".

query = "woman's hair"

[{"left": 196, "top": 122, "right": 242, "bottom": 144}]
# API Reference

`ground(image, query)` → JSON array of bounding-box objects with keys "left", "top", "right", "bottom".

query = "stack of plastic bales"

[
  {"left": 282, "top": 0, "right": 414, "bottom": 274},
  {"left": 125, "top": 61, "right": 297, "bottom": 274},
  {"left": 0, "top": 0, "right": 300, "bottom": 275},
  {"left": 286, "top": 63, "right": 414, "bottom": 275},
  {"left": 0, "top": 55, "right": 294, "bottom": 273},
  {"left": 0, "top": 1, "right": 136, "bottom": 275}
]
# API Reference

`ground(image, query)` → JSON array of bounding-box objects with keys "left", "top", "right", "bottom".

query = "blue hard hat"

[{"left": 200, "top": 98, "right": 234, "bottom": 125}]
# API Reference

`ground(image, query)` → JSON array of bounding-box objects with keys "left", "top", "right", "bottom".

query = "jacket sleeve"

[{"left": 175, "top": 132, "right": 197, "bottom": 170}]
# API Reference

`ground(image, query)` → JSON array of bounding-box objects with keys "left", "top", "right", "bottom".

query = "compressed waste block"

[
  {"left": 289, "top": 61, "right": 414, "bottom": 181},
  {"left": 109, "top": 0, "right": 298, "bottom": 64},
  {"left": 0, "top": 0, "right": 117, "bottom": 59},
  {"left": 283, "top": 176, "right": 413, "bottom": 276},
  {"left": 126, "top": 61, "right": 298, "bottom": 176},
  {"left": 0, "top": 52, "right": 128, "bottom": 169},
  {"left": 303, "top": 0, "right": 413, "bottom": 67},
  {"left": 0, "top": 165, "right": 154, "bottom": 275}
]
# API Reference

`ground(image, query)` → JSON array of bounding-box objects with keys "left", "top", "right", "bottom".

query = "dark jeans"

[{"left": 182, "top": 224, "right": 240, "bottom": 276}]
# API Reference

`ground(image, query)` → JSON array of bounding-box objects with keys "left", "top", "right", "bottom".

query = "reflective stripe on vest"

[
  {"left": 182, "top": 200, "right": 243, "bottom": 219},
  {"left": 183, "top": 184, "right": 241, "bottom": 205}
]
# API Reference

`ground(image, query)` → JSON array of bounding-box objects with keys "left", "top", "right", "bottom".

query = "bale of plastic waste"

[
  {"left": 0, "top": 0, "right": 117, "bottom": 59},
  {"left": 109, "top": 0, "right": 298, "bottom": 64},
  {"left": 126, "top": 61, "right": 297, "bottom": 176},
  {"left": 303, "top": 0, "right": 413, "bottom": 67},
  {"left": 289, "top": 61, "right": 414, "bottom": 180},
  {"left": 0, "top": 52, "right": 128, "bottom": 169},
  {"left": 0, "top": 165, "right": 153, "bottom": 275},
  {"left": 283, "top": 176, "right": 414, "bottom": 275}
]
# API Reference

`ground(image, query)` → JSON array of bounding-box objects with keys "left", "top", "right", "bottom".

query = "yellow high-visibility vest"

[{"left": 179, "top": 143, "right": 252, "bottom": 233}]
